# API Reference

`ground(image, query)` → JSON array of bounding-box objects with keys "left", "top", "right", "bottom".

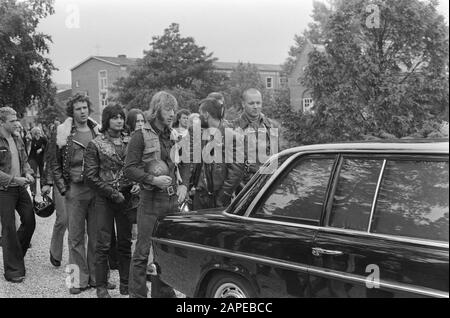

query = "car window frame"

[
  {"left": 225, "top": 153, "right": 290, "bottom": 216},
  {"left": 323, "top": 154, "right": 386, "bottom": 232},
  {"left": 238, "top": 151, "right": 340, "bottom": 223},
  {"left": 369, "top": 155, "right": 449, "bottom": 242},
  {"left": 322, "top": 153, "right": 449, "bottom": 245},
  {"left": 226, "top": 149, "right": 449, "bottom": 249},
  {"left": 247, "top": 153, "right": 338, "bottom": 226}
]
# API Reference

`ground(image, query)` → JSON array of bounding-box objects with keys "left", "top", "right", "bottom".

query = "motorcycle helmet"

[
  {"left": 144, "top": 159, "right": 170, "bottom": 176},
  {"left": 33, "top": 194, "right": 55, "bottom": 218}
]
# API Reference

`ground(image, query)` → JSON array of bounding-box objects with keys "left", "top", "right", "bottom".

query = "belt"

[{"left": 152, "top": 184, "right": 177, "bottom": 196}]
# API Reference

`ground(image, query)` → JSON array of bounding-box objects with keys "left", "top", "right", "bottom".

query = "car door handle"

[{"left": 312, "top": 247, "right": 344, "bottom": 257}]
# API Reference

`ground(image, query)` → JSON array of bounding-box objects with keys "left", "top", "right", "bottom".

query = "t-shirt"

[
  {"left": 7, "top": 136, "right": 21, "bottom": 187},
  {"left": 69, "top": 129, "right": 93, "bottom": 182}
]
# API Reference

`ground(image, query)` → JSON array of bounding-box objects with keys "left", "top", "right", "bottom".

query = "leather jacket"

[
  {"left": 84, "top": 132, "right": 132, "bottom": 201},
  {"left": 0, "top": 130, "right": 34, "bottom": 190},
  {"left": 190, "top": 121, "right": 244, "bottom": 205},
  {"left": 231, "top": 112, "right": 279, "bottom": 176},
  {"left": 47, "top": 118, "right": 99, "bottom": 195}
]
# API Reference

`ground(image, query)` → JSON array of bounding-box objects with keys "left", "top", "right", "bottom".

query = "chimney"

[{"left": 118, "top": 54, "right": 127, "bottom": 58}]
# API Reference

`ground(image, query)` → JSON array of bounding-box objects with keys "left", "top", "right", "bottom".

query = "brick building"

[
  {"left": 70, "top": 55, "right": 286, "bottom": 121},
  {"left": 213, "top": 61, "right": 285, "bottom": 90},
  {"left": 287, "top": 40, "right": 325, "bottom": 112},
  {"left": 71, "top": 55, "right": 138, "bottom": 121}
]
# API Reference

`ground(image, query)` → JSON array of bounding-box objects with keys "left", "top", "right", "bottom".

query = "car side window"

[
  {"left": 230, "top": 154, "right": 289, "bottom": 216},
  {"left": 371, "top": 160, "right": 449, "bottom": 242},
  {"left": 328, "top": 158, "right": 383, "bottom": 231},
  {"left": 252, "top": 156, "right": 336, "bottom": 225}
]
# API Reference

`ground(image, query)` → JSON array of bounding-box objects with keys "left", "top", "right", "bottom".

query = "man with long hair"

[{"left": 125, "top": 91, "right": 190, "bottom": 298}]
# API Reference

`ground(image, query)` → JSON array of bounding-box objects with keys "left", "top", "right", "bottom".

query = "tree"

[
  {"left": 284, "top": 0, "right": 449, "bottom": 144},
  {"left": 113, "top": 23, "right": 226, "bottom": 111},
  {"left": 0, "top": 0, "right": 56, "bottom": 116},
  {"left": 36, "top": 85, "right": 64, "bottom": 126},
  {"left": 223, "top": 62, "right": 265, "bottom": 113}
]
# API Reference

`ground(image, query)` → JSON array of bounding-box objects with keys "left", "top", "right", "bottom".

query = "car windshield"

[{"left": 226, "top": 153, "right": 290, "bottom": 216}]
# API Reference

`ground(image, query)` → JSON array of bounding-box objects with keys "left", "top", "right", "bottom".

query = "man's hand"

[
  {"left": 42, "top": 185, "right": 52, "bottom": 195},
  {"left": 130, "top": 184, "right": 140, "bottom": 194},
  {"left": 152, "top": 176, "right": 172, "bottom": 189},
  {"left": 25, "top": 174, "right": 34, "bottom": 184},
  {"left": 37, "top": 149, "right": 43, "bottom": 155},
  {"left": 14, "top": 177, "right": 29, "bottom": 187},
  {"left": 177, "top": 185, "right": 188, "bottom": 204}
]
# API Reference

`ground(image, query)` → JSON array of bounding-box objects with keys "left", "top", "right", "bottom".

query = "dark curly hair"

[
  {"left": 173, "top": 109, "right": 191, "bottom": 128},
  {"left": 100, "top": 104, "right": 126, "bottom": 133},
  {"left": 66, "top": 93, "right": 93, "bottom": 117}
]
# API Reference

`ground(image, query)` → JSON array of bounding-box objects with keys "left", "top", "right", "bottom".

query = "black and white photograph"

[{"left": 0, "top": 0, "right": 448, "bottom": 300}]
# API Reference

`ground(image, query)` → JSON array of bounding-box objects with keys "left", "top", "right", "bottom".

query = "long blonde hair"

[{"left": 145, "top": 91, "right": 178, "bottom": 121}]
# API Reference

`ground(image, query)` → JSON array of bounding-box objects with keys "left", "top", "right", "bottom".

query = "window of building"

[
  {"left": 99, "top": 70, "right": 108, "bottom": 91},
  {"left": 100, "top": 91, "right": 108, "bottom": 109},
  {"left": 371, "top": 160, "right": 449, "bottom": 242},
  {"left": 303, "top": 98, "right": 314, "bottom": 113},
  {"left": 279, "top": 77, "right": 288, "bottom": 86},
  {"left": 266, "top": 77, "right": 274, "bottom": 89},
  {"left": 328, "top": 158, "right": 383, "bottom": 231},
  {"left": 75, "top": 80, "right": 80, "bottom": 88},
  {"left": 253, "top": 156, "right": 336, "bottom": 225}
]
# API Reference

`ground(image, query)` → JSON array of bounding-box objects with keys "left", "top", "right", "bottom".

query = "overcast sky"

[{"left": 37, "top": 0, "right": 450, "bottom": 85}]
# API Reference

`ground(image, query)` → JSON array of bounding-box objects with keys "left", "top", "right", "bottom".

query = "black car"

[{"left": 150, "top": 140, "right": 449, "bottom": 298}]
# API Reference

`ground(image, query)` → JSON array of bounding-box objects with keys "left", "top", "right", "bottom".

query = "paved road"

[{"left": 0, "top": 205, "right": 184, "bottom": 298}]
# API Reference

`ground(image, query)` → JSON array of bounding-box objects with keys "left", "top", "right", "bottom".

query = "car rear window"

[
  {"left": 328, "top": 158, "right": 383, "bottom": 231},
  {"left": 371, "top": 160, "right": 449, "bottom": 242}
]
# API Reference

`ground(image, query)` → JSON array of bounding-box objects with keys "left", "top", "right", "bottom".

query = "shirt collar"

[{"left": 150, "top": 120, "right": 171, "bottom": 137}]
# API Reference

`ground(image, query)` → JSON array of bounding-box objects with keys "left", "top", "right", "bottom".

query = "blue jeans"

[
  {"left": 128, "top": 190, "right": 177, "bottom": 298},
  {"left": 0, "top": 186, "right": 35, "bottom": 280}
]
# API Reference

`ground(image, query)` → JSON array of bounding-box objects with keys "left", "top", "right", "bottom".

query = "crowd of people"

[{"left": 0, "top": 87, "right": 278, "bottom": 298}]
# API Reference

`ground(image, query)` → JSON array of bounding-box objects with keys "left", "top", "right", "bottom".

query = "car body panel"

[{"left": 153, "top": 209, "right": 316, "bottom": 297}]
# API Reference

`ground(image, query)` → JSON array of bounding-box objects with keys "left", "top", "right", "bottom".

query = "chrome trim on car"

[
  {"left": 223, "top": 213, "right": 449, "bottom": 249},
  {"left": 226, "top": 212, "right": 320, "bottom": 231},
  {"left": 152, "top": 237, "right": 449, "bottom": 298},
  {"left": 306, "top": 266, "right": 449, "bottom": 298},
  {"left": 368, "top": 159, "right": 386, "bottom": 233},
  {"left": 152, "top": 237, "right": 309, "bottom": 273},
  {"left": 319, "top": 227, "right": 450, "bottom": 249}
]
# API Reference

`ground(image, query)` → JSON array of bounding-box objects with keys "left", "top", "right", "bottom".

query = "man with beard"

[
  {"left": 125, "top": 91, "right": 190, "bottom": 298},
  {"left": 191, "top": 98, "right": 242, "bottom": 209}
]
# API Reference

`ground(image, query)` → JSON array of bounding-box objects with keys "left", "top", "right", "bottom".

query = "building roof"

[
  {"left": 55, "top": 88, "right": 72, "bottom": 102},
  {"left": 213, "top": 61, "right": 282, "bottom": 72},
  {"left": 71, "top": 56, "right": 282, "bottom": 73},
  {"left": 71, "top": 55, "right": 140, "bottom": 71}
]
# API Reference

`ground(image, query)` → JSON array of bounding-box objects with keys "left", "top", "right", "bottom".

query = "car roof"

[{"left": 278, "top": 139, "right": 449, "bottom": 157}]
